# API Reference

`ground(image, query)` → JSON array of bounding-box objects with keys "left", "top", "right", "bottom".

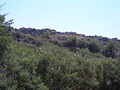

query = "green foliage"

[
  {"left": 88, "top": 39, "right": 101, "bottom": 53},
  {"left": 102, "top": 40, "right": 120, "bottom": 58},
  {"left": 76, "top": 38, "right": 89, "bottom": 48},
  {"left": 1, "top": 38, "right": 120, "bottom": 90},
  {"left": 63, "top": 36, "right": 77, "bottom": 52},
  {"left": 1, "top": 10, "right": 120, "bottom": 90},
  {"left": 0, "top": 15, "right": 11, "bottom": 59},
  {"left": 0, "top": 42, "right": 48, "bottom": 90},
  {"left": 63, "top": 36, "right": 77, "bottom": 47},
  {"left": 43, "top": 31, "right": 51, "bottom": 39},
  {"left": 96, "top": 60, "right": 120, "bottom": 90}
]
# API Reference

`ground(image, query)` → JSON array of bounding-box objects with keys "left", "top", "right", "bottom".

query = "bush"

[
  {"left": 88, "top": 39, "right": 101, "bottom": 53},
  {"left": 102, "top": 40, "right": 120, "bottom": 58}
]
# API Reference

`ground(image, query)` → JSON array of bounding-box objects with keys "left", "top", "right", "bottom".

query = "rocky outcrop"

[{"left": 12, "top": 27, "right": 120, "bottom": 44}]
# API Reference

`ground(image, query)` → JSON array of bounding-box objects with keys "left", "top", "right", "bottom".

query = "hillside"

[
  {"left": 12, "top": 27, "right": 120, "bottom": 58},
  {"left": 13, "top": 27, "right": 120, "bottom": 43},
  {"left": 1, "top": 0, "right": 120, "bottom": 89},
  {"left": 1, "top": 25, "right": 120, "bottom": 90}
]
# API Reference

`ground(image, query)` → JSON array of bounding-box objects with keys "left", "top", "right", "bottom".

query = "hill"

[
  {"left": 12, "top": 27, "right": 120, "bottom": 58},
  {"left": 1, "top": 26, "right": 120, "bottom": 90}
]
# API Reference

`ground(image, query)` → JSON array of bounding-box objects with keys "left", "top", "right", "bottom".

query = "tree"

[
  {"left": 0, "top": 11, "right": 13, "bottom": 89},
  {"left": 0, "top": 14, "right": 12, "bottom": 61}
]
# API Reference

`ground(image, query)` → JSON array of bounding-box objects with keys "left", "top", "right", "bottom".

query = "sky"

[{"left": 1, "top": 0, "right": 120, "bottom": 39}]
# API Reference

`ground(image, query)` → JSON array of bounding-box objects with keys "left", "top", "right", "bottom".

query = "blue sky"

[{"left": 1, "top": 0, "right": 120, "bottom": 39}]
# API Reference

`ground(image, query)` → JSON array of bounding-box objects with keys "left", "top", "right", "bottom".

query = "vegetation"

[{"left": 1, "top": 12, "right": 120, "bottom": 90}]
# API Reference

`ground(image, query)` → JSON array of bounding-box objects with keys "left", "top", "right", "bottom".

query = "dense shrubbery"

[
  {"left": 62, "top": 36, "right": 120, "bottom": 58},
  {"left": 1, "top": 13, "right": 120, "bottom": 90},
  {"left": 1, "top": 40, "right": 120, "bottom": 90}
]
